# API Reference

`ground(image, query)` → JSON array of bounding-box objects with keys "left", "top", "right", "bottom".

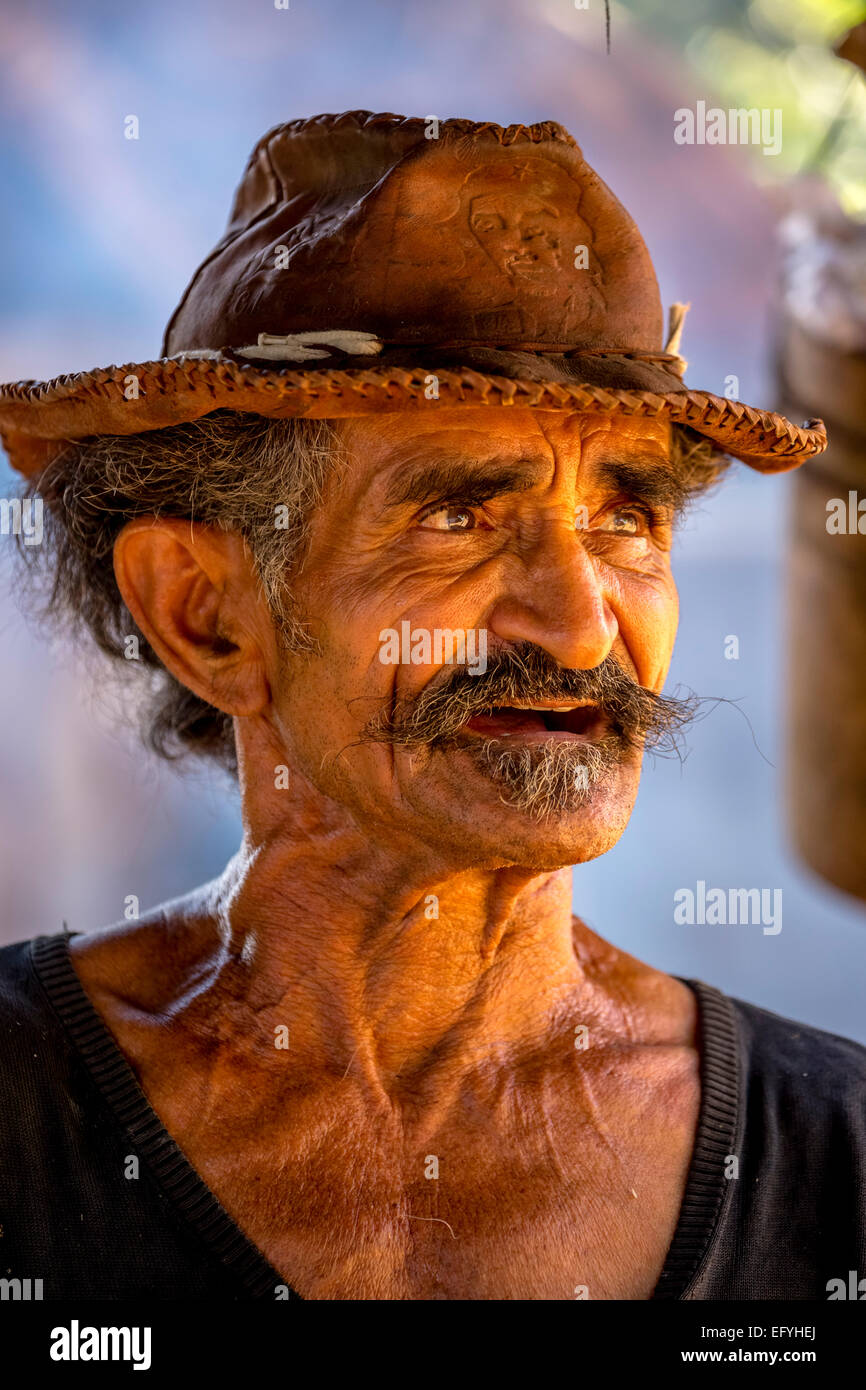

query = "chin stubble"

[{"left": 464, "top": 733, "right": 625, "bottom": 820}]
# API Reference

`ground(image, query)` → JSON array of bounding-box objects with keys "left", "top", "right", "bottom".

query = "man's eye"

[
  {"left": 417, "top": 505, "right": 477, "bottom": 532},
  {"left": 593, "top": 506, "right": 648, "bottom": 536}
]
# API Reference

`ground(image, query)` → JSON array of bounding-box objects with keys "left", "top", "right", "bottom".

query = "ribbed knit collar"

[
  {"left": 32, "top": 931, "right": 293, "bottom": 1299},
  {"left": 654, "top": 974, "right": 741, "bottom": 1298}
]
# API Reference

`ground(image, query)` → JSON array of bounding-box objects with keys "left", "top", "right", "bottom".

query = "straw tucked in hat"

[{"left": 0, "top": 109, "right": 827, "bottom": 478}]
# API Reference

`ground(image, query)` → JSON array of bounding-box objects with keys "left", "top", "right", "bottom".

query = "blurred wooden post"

[
  {"left": 777, "top": 317, "right": 866, "bottom": 901},
  {"left": 775, "top": 17, "right": 866, "bottom": 902}
]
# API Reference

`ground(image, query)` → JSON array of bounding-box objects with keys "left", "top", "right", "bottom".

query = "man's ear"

[{"left": 112, "top": 517, "right": 273, "bottom": 716}]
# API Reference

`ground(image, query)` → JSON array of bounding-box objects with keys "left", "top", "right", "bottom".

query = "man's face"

[
  {"left": 267, "top": 407, "right": 682, "bottom": 872},
  {"left": 469, "top": 192, "right": 565, "bottom": 277}
]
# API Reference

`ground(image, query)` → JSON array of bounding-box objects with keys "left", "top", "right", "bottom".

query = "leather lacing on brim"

[{"left": 0, "top": 357, "right": 827, "bottom": 480}]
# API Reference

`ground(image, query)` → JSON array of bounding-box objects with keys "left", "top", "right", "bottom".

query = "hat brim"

[{"left": 0, "top": 346, "right": 827, "bottom": 478}]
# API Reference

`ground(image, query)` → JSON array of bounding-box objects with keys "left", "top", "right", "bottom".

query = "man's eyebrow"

[
  {"left": 383, "top": 457, "right": 547, "bottom": 509},
  {"left": 593, "top": 456, "right": 687, "bottom": 512}
]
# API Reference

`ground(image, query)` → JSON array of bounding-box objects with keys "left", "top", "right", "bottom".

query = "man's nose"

[{"left": 486, "top": 520, "right": 617, "bottom": 670}]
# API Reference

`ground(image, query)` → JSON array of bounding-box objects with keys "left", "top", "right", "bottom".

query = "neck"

[{"left": 201, "top": 786, "right": 604, "bottom": 1096}]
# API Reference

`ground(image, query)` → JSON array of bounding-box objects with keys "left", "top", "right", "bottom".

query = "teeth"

[
  {"left": 529, "top": 705, "right": 583, "bottom": 712},
  {"left": 497, "top": 703, "right": 597, "bottom": 714}
]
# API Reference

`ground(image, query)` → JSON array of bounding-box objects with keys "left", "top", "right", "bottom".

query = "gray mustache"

[{"left": 361, "top": 644, "right": 698, "bottom": 753}]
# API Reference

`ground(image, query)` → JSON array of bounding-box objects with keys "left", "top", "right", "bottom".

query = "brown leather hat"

[{"left": 0, "top": 109, "right": 827, "bottom": 478}]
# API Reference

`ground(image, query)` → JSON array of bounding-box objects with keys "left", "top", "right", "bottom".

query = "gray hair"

[{"left": 15, "top": 411, "right": 347, "bottom": 776}]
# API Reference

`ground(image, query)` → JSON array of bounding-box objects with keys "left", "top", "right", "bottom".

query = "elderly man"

[{"left": 0, "top": 111, "right": 863, "bottom": 1303}]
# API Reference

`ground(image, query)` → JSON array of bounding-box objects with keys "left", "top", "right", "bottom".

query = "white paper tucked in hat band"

[
  {"left": 234, "top": 330, "right": 385, "bottom": 362},
  {"left": 663, "top": 302, "right": 690, "bottom": 375}
]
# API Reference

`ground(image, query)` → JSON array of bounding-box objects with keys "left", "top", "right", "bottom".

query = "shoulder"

[
  {"left": 0, "top": 933, "right": 86, "bottom": 1130},
  {"left": 572, "top": 918, "right": 700, "bottom": 1047},
  {"left": 68, "top": 895, "right": 222, "bottom": 1020},
  {"left": 728, "top": 989, "right": 866, "bottom": 1087},
  {"left": 717, "top": 987, "right": 866, "bottom": 1153},
  {"left": 0, "top": 933, "right": 54, "bottom": 1032},
  {"left": 689, "top": 986, "right": 866, "bottom": 1297}
]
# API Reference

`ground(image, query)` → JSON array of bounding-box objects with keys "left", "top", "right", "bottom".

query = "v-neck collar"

[
  {"left": 31, "top": 930, "right": 740, "bottom": 1301},
  {"left": 32, "top": 931, "right": 293, "bottom": 1299}
]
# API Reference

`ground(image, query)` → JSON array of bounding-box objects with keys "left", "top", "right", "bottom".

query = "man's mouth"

[{"left": 459, "top": 701, "right": 609, "bottom": 743}]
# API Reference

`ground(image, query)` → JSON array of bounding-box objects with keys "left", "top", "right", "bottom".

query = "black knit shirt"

[{"left": 0, "top": 931, "right": 864, "bottom": 1300}]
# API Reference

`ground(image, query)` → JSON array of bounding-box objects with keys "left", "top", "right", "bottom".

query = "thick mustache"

[{"left": 361, "top": 645, "right": 698, "bottom": 753}]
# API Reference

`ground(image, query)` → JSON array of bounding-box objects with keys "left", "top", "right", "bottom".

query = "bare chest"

[{"left": 140, "top": 1049, "right": 701, "bottom": 1301}]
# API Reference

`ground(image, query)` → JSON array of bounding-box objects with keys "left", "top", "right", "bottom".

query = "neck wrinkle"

[{"left": 205, "top": 827, "right": 594, "bottom": 1093}]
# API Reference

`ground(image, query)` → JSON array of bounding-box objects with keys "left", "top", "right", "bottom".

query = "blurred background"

[{"left": 1, "top": 0, "right": 865, "bottom": 1038}]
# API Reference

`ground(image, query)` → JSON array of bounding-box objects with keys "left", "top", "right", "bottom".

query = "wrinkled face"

[{"left": 271, "top": 407, "right": 684, "bottom": 871}]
